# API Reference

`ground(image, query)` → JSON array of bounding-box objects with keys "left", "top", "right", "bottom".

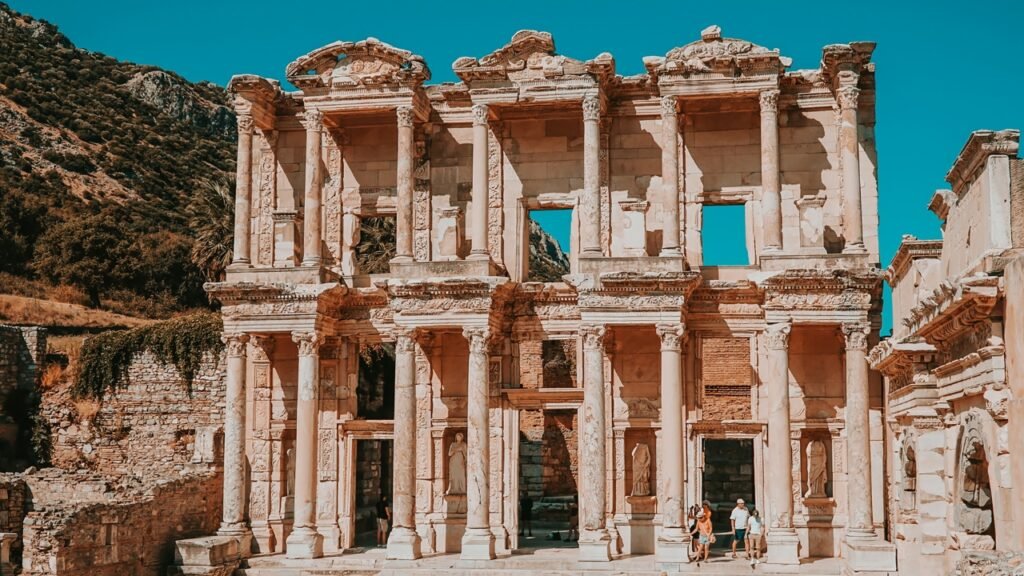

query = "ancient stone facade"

[
  {"left": 212, "top": 26, "right": 894, "bottom": 572},
  {"left": 871, "top": 129, "right": 1024, "bottom": 575}
]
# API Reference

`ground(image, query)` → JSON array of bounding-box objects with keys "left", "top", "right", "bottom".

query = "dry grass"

[{"left": 0, "top": 294, "right": 150, "bottom": 329}]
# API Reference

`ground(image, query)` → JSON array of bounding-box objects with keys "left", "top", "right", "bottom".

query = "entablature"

[
  {"left": 759, "top": 269, "right": 882, "bottom": 324},
  {"left": 945, "top": 129, "right": 1020, "bottom": 197},
  {"left": 902, "top": 275, "right": 1000, "bottom": 347}
]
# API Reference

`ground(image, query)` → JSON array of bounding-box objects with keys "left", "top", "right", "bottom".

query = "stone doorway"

[
  {"left": 516, "top": 408, "right": 580, "bottom": 549},
  {"left": 700, "top": 438, "right": 755, "bottom": 549},
  {"left": 353, "top": 438, "right": 393, "bottom": 548}
]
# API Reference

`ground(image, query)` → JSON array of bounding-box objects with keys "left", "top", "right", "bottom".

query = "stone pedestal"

[
  {"left": 843, "top": 538, "right": 897, "bottom": 574},
  {"left": 766, "top": 530, "right": 801, "bottom": 572}
]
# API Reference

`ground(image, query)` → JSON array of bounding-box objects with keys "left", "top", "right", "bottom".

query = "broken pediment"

[
  {"left": 453, "top": 30, "right": 614, "bottom": 86},
  {"left": 644, "top": 25, "right": 789, "bottom": 79},
  {"left": 285, "top": 37, "right": 430, "bottom": 91}
]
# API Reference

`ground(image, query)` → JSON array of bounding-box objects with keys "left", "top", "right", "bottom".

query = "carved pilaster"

[
  {"left": 413, "top": 130, "right": 432, "bottom": 261},
  {"left": 256, "top": 130, "right": 278, "bottom": 266},
  {"left": 487, "top": 122, "right": 504, "bottom": 270},
  {"left": 324, "top": 129, "right": 344, "bottom": 267}
]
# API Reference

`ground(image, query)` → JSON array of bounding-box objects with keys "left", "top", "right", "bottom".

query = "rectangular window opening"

[
  {"left": 527, "top": 209, "right": 571, "bottom": 282},
  {"left": 701, "top": 204, "right": 749, "bottom": 266},
  {"left": 355, "top": 215, "right": 396, "bottom": 274}
]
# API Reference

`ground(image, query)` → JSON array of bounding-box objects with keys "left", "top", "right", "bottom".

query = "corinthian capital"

[
  {"left": 300, "top": 108, "right": 323, "bottom": 131},
  {"left": 222, "top": 333, "right": 250, "bottom": 357},
  {"left": 392, "top": 327, "right": 418, "bottom": 353},
  {"left": 764, "top": 322, "right": 792, "bottom": 351},
  {"left": 841, "top": 322, "right": 871, "bottom": 351},
  {"left": 656, "top": 323, "right": 686, "bottom": 351},
  {"left": 291, "top": 331, "right": 321, "bottom": 356},
  {"left": 660, "top": 96, "right": 678, "bottom": 118},
  {"left": 579, "top": 324, "right": 606, "bottom": 350},
  {"left": 837, "top": 86, "right": 860, "bottom": 111},
  {"left": 582, "top": 96, "right": 601, "bottom": 122},
  {"left": 236, "top": 114, "right": 254, "bottom": 134},
  {"left": 396, "top": 105, "right": 415, "bottom": 128},
  {"left": 471, "top": 104, "right": 489, "bottom": 126},
  {"left": 759, "top": 89, "right": 780, "bottom": 112},
  {"left": 463, "top": 327, "right": 491, "bottom": 355}
]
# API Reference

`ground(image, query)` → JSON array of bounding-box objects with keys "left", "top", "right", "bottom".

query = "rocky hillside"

[{"left": 529, "top": 220, "right": 570, "bottom": 282}]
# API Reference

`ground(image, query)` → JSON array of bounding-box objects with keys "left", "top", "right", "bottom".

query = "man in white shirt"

[{"left": 729, "top": 498, "right": 750, "bottom": 559}]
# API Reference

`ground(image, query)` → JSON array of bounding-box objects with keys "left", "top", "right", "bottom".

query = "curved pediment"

[
  {"left": 286, "top": 38, "right": 430, "bottom": 91},
  {"left": 645, "top": 25, "right": 789, "bottom": 78},
  {"left": 453, "top": 30, "right": 614, "bottom": 85}
]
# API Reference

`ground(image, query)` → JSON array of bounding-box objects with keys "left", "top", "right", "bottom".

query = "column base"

[
  {"left": 578, "top": 529, "right": 612, "bottom": 562},
  {"left": 460, "top": 527, "right": 495, "bottom": 560},
  {"left": 765, "top": 529, "right": 800, "bottom": 571},
  {"left": 842, "top": 243, "right": 868, "bottom": 255},
  {"left": 386, "top": 526, "right": 422, "bottom": 560},
  {"left": 659, "top": 247, "right": 683, "bottom": 257},
  {"left": 285, "top": 527, "right": 323, "bottom": 559},
  {"left": 655, "top": 527, "right": 692, "bottom": 564},
  {"left": 216, "top": 525, "right": 253, "bottom": 559},
  {"left": 843, "top": 536, "right": 896, "bottom": 574}
]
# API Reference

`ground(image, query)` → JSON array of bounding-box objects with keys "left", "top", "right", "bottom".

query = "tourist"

[
  {"left": 730, "top": 498, "right": 750, "bottom": 559},
  {"left": 747, "top": 508, "right": 764, "bottom": 566},
  {"left": 696, "top": 500, "right": 714, "bottom": 563},
  {"left": 567, "top": 495, "right": 579, "bottom": 541},
  {"left": 375, "top": 495, "right": 391, "bottom": 547},
  {"left": 519, "top": 490, "right": 534, "bottom": 537},
  {"left": 687, "top": 504, "right": 700, "bottom": 558}
]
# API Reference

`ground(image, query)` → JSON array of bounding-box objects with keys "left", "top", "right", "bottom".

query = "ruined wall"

[
  {"left": 21, "top": 471, "right": 221, "bottom": 576},
  {"left": 41, "top": 351, "right": 225, "bottom": 477},
  {"left": 0, "top": 474, "right": 29, "bottom": 566},
  {"left": 0, "top": 326, "right": 46, "bottom": 471}
]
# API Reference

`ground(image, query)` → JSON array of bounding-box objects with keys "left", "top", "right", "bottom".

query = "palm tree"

[{"left": 187, "top": 182, "right": 233, "bottom": 282}]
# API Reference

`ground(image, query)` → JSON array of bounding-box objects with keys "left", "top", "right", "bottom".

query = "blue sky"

[{"left": 13, "top": 0, "right": 1023, "bottom": 333}]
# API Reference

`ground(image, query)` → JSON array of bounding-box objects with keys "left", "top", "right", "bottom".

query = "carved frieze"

[{"left": 256, "top": 130, "right": 277, "bottom": 266}]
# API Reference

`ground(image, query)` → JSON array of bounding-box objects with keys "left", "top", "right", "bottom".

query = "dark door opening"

[
  {"left": 354, "top": 438, "right": 393, "bottom": 548},
  {"left": 516, "top": 408, "right": 579, "bottom": 549},
  {"left": 701, "top": 438, "right": 755, "bottom": 549}
]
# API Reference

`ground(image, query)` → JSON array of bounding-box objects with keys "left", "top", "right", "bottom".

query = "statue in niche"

[
  {"left": 631, "top": 442, "right": 651, "bottom": 497},
  {"left": 901, "top": 442, "right": 917, "bottom": 511},
  {"left": 804, "top": 439, "right": 828, "bottom": 498},
  {"left": 285, "top": 446, "right": 296, "bottom": 497},
  {"left": 447, "top": 432, "right": 468, "bottom": 495},
  {"left": 959, "top": 438, "right": 993, "bottom": 534}
]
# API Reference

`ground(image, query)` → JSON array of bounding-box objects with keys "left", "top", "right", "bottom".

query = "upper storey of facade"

[{"left": 224, "top": 26, "right": 879, "bottom": 289}]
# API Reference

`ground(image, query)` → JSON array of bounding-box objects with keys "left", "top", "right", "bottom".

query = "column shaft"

[
  {"left": 395, "top": 106, "right": 415, "bottom": 261},
  {"left": 760, "top": 90, "right": 782, "bottom": 252},
  {"left": 579, "top": 325, "right": 611, "bottom": 561},
  {"left": 302, "top": 109, "right": 323, "bottom": 266},
  {"left": 843, "top": 322, "right": 875, "bottom": 538},
  {"left": 764, "top": 322, "right": 800, "bottom": 566},
  {"left": 660, "top": 97, "right": 681, "bottom": 256},
  {"left": 838, "top": 86, "right": 865, "bottom": 253},
  {"left": 469, "top": 104, "right": 490, "bottom": 259},
  {"left": 286, "top": 332, "right": 323, "bottom": 558},
  {"left": 232, "top": 116, "right": 254, "bottom": 265},
  {"left": 656, "top": 323, "right": 690, "bottom": 562},
  {"left": 461, "top": 327, "right": 495, "bottom": 559},
  {"left": 387, "top": 330, "right": 422, "bottom": 559},
  {"left": 219, "top": 333, "right": 250, "bottom": 539},
  {"left": 581, "top": 96, "right": 601, "bottom": 256}
]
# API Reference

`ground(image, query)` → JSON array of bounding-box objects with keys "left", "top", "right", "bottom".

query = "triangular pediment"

[
  {"left": 286, "top": 38, "right": 430, "bottom": 91},
  {"left": 645, "top": 25, "right": 788, "bottom": 78}
]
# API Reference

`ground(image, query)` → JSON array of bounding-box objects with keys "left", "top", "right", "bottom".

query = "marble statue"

[
  {"left": 631, "top": 442, "right": 651, "bottom": 497},
  {"left": 805, "top": 439, "right": 828, "bottom": 498},
  {"left": 447, "top": 432, "right": 468, "bottom": 495}
]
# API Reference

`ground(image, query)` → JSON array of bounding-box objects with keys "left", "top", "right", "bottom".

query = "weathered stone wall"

[
  {"left": 519, "top": 409, "right": 578, "bottom": 499},
  {"left": 21, "top": 471, "right": 222, "bottom": 576},
  {"left": 40, "top": 350, "right": 225, "bottom": 477},
  {"left": 0, "top": 325, "right": 46, "bottom": 471},
  {"left": 0, "top": 474, "right": 29, "bottom": 566}
]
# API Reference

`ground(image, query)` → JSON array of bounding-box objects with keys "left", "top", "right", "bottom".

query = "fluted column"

[
  {"left": 301, "top": 109, "right": 323, "bottom": 266},
  {"left": 760, "top": 90, "right": 783, "bottom": 252},
  {"left": 461, "top": 327, "right": 495, "bottom": 559},
  {"left": 286, "top": 332, "right": 323, "bottom": 558},
  {"left": 579, "top": 324, "right": 611, "bottom": 561},
  {"left": 660, "top": 97, "right": 681, "bottom": 256},
  {"left": 394, "top": 106, "right": 415, "bottom": 262},
  {"left": 765, "top": 321, "right": 800, "bottom": 566},
  {"left": 656, "top": 323, "right": 690, "bottom": 563},
  {"left": 838, "top": 86, "right": 865, "bottom": 253},
  {"left": 581, "top": 96, "right": 602, "bottom": 256},
  {"left": 387, "top": 329, "right": 422, "bottom": 559},
  {"left": 218, "top": 333, "right": 251, "bottom": 550},
  {"left": 843, "top": 321, "right": 875, "bottom": 539},
  {"left": 469, "top": 104, "right": 490, "bottom": 260},
  {"left": 232, "top": 115, "right": 254, "bottom": 266}
]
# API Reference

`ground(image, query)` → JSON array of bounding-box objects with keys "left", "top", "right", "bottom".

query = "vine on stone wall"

[{"left": 74, "top": 312, "right": 224, "bottom": 399}]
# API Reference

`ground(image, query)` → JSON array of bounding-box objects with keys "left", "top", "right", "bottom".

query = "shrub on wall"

[{"left": 74, "top": 312, "right": 223, "bottom": 399}]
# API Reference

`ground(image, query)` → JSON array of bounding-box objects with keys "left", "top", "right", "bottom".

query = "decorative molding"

[{"left": 223, "top": 333, "right": 250, "bottom": 357}]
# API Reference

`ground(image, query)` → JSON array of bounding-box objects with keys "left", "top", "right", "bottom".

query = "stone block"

[{"left": 173, "top": 536, "right": 239, "bottom": 567}]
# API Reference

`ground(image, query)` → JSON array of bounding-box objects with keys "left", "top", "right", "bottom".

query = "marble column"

[
  {"left": 218, "top": 333, "right": 252, "bottom": 553},
  {"left": 469, "top": 104, "right": 490, "bottom": 260},
  {"left": 655, "top": 323, "right": 690, "bottom": 563},
  {"left": 286, "top": 332, "right": 323, "bottom": 558},
  {"left": 660, "top": 96, "right": 681, "bottom": 257},
  {"left": 842, "top": 321, "right": 874, "bottom": 539},
  {"left": 461, "top": 327, "right": 495, "bottom": 559},
  {"left": 838, "top": 86, "right": 865, "bottom": 254},
  {"left": 231, "top": 115, "right": 254, "bottom": 266},
  {"left": 759, "top": 90, "right": 783, "bottom": 253},
  {"left": 395, "top": 105, "right": 415, "bottom": 262},
  {"left": 301, "top": 109, "right": 323, "bottom": 266},
  {"left": 764, "top": 322, "right": 800, "bottom": 567},
  {"left": 581, "top": 96, "right": 602, "bottom": 256},
  {"left": 387, "top": 329, "right": 422, "bottom": 559},
  {"left": 579, "top": 324, "right": 611, "bottom": 561}
]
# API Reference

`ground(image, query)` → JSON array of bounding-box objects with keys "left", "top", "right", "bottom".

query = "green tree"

[
  {"left": 33, "top": 211, "right": 135, "bottom": 307},
  {"left": 186, "top": 183, "right": 234, "bottom": 282},
  {"left": 355, "top": 216, "right": 396, "bottom": 274},
  {"left": 0, "top": 187, "right": 48, "bottom": 275}
]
